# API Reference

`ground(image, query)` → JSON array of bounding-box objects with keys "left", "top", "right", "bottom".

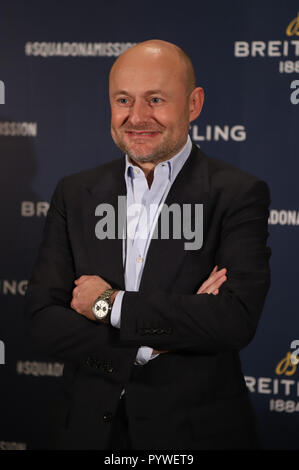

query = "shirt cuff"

[
  {"left": 110, "top": 290, "right": 125, "bottom": 328},
  {"left": 134, "top": 347, "right": 160, "bottom": 365}
]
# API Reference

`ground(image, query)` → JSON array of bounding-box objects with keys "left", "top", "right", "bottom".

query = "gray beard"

[
  {"left": 126, "top": 149, "right": 166, "bottom": 164},
  {"left": 116, "top": 138, "right": 187, "bottom": 165}
]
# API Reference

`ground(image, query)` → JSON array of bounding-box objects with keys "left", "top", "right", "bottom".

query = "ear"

[{"left": 189, "top": 87, "right": 204, "bottom": 122}]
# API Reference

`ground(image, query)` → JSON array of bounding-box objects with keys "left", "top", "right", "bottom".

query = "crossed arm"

[
  {"left": 25, "top": 177, "right": 270, "bottom": 361},
  {"left": 70, "top": 265, "right": 227, "bottom": 319},
  {"left": 69, "top": 180, "right": 271, "bottom": 355},
  {"left": 70, "top": 265, "right": 228, "bottom": 355}
]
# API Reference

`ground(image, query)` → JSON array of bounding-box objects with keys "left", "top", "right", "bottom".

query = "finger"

[
  {"left": 211, "top": 265, "right": 218, "bottom": 275},
  {"left": 205, "top": 266, "right": 218, "bottom": 281},
  {"left": 74, "top": 275, "right": 90, "bottom": 285},
  {"left": 205, "top": 275, "right": 227, "bottom": 294},
  {"left": 196, "top": 268, "right": 224, "bottom": 293},
  {"left": 71, "top": 299, "right": 82, "bottom": 314},
  {"left": 210, "top": 267, "right": 226, "bottom": 278},
  {"left": 197, "top": 269, "right": 227, "bottom": 293},
  {"left": 206, "top": 268, "right": 227, "bottom": 284},
  {"left": 198, "top": 274, "right": 227, "bottom": 294},
  {"left": 72, "top": 286, "right": 80, "bottom": 297},
  {"left": 212, "top": 288, "right": 219, "bottom": 296}
]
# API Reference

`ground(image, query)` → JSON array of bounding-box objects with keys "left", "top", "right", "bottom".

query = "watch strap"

[{"left": 100, "top": 288, "right": 118, "bottom": 303}]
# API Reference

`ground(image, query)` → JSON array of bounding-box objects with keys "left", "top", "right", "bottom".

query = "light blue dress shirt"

[{"left": 111, "top": 135, "right": 192, "bottom": 365}]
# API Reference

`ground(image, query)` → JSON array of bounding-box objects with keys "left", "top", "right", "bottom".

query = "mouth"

[{"left": 125, "top": 131, "right": 161, "bottom": 139}]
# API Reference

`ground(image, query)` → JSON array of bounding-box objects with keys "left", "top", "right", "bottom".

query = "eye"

[
  {"left": 117, "top": 97, "right": 130, "bottom": 105},
  {"left": 151, "top": 97, "right": 163, "bottom": 104}
]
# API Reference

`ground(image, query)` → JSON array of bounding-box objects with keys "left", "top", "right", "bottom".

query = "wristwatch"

[{"left": 92, "top": 288, "right": 118, "bottom": 324}]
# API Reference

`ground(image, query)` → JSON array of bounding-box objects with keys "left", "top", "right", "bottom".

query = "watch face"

[{"left": 93, "top": 299, "right": 109, "bottom": 320}]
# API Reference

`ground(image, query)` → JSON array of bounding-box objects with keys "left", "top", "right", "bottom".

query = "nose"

[{"left": 128, "top": 99, "right": 151, "bottom": 127}]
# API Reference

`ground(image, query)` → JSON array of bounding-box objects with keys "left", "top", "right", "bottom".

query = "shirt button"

[
  {"left": 136, "top": 256, "right": 143, "bottom": 263},
  {"left": 134, "top": 168, "right": 140, "bottom": 174},
  {"left": 103, "top": 412, "right": 113, "bottom": 423}
]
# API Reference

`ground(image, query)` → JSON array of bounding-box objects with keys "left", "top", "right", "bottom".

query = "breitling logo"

[
  {"left": 286, "top": 12, "right": 299, "bottom": 36},
  {"left": 275, "top": 351, "right": 298, "bottom": 377}
]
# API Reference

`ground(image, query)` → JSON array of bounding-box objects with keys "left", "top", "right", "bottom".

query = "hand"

[
  {"left": 196, "top": 265, "right": 227, "bottom": 295},
  {"left": 71, "top": 275, "right": 112, "bottom": 320}
]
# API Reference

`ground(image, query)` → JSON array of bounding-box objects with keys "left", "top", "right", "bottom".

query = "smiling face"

[{"left": 109, "top": 41, "right": 204, "bottom": 165}]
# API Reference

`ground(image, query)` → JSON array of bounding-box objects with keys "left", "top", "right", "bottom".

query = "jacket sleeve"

[
  {"left": 24, "top": 178, "right": 137, "bottom": 367},
  {"left": 119, "top": 179, "right": 271, "bottom": 354}
]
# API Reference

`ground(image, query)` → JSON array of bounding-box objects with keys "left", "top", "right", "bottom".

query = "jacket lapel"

[
  {"left": 139, "top": 144, "right": 210, "bottom": 292},
  {"left": 82, "top": 158, "right": 127, "bottom": 290}
]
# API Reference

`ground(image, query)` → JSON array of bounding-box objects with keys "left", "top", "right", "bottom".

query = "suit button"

[
  {"left": 103, "top": 362, "right": 114, "bottom": 373},
  {"left": 85, "top": 357, "right": 94, "bottom": 367},
  {"left": 103, "top": 412, "right": 113, "bottom": 423}
]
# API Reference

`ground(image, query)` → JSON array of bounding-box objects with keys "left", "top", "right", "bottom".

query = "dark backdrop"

[{"left": 0, "top": 0, "right": 298, "bottom": 450}]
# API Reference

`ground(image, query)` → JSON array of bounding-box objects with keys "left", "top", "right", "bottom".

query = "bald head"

[{"left": 110, "top": 40, "right": 196, "bottom": 95}]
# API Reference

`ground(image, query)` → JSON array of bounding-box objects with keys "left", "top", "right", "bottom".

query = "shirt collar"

[{"left": 124, "top": 134, "right": 192, "bottom": 184}]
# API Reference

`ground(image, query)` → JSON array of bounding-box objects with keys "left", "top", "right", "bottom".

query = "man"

[{"left": 24, "top": 40, "right": 271, "bottom": 450}]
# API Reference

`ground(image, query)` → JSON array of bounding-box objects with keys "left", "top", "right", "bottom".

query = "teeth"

[{"left": 132, "top": 132, "right": 154, "bottom": 135}]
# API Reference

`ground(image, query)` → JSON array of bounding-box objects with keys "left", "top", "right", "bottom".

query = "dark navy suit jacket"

[{"left": 25, "top": 144, "right": 271, "bottom": 449}]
